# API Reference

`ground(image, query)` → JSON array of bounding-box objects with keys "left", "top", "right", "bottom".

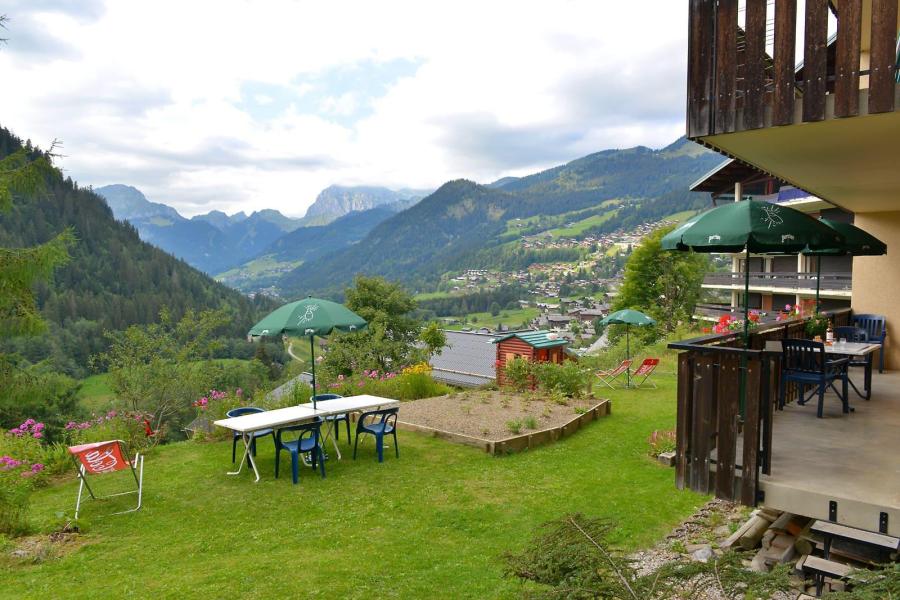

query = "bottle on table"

[{"left": 826, "top": 320, "right": 834, "bottom": 344}]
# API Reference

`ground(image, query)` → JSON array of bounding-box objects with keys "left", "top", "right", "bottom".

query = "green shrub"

[
  {"left": 0, "top": 365, "right": 80, "bottom": 443},
  {"left": 524, "top": 416, "right": 537, "bottom": 430},
  {"left": 0, "top": 422, "right": 50, "bottom": 535},
  {"left": 322, "top": 365, "right": 451, "bottom": 401},
  {"left": 506, "top": 420, "right": 522, "bottom": 435},
  {"left": 532, "top": 361, "right": 589, "bottom": 398},
  {"left": 502, "top": 357, "right": 532, "bottom": 392},
  {"left": 647, "top": 430, "right": 676, "bottom": 457},
  {"left": 63, "top": 410, "right": 157, "bottom": 454}
]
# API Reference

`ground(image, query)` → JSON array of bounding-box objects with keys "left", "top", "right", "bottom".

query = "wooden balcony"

[
  {"left": 668, "top": 308, "right": 851, "bottom": 503},
  {"left": 687, "top": 1, "right": 900, "bottom": 212},
  {"left": 702, "top": 271, "right": 852, "bottom": 295}
]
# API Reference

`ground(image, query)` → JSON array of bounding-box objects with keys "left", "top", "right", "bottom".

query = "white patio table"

[
  {"left": 296, "top": 395, "right": 399, "bottom": 460},
  {"left": 214, "top": 395, "right": 399, "bottom": 482}
]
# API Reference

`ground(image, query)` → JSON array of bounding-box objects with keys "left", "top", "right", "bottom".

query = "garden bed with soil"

[{"left": 397, "top": 390, "right": 609, "bottom": 455}]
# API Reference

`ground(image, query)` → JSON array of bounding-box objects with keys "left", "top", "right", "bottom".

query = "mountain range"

[
  {"left": 276, "top": 137, "right": 721, "bottom": 297},
  {"left": 96, "top": 137, "right": 720, "bottom": 299},
  {"left": 300, "top": 185, "right": 429, "bottom": 225},
  {"left": 96, "top": 184, "right": 427, "bottom": 276}
]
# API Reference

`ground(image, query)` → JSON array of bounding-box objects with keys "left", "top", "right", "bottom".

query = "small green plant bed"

[{"left": 2, "top": 372, "right": 707, "bottom": 597}]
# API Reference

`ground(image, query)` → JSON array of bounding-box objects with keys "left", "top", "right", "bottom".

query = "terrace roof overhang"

[
  {"left": 695, "top": 90, "right": 900, "bottom": 215},
  {"left": 690, "top": 158, "right": 779, "bottom": 195}
]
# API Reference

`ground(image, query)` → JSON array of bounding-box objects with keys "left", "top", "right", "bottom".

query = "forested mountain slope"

[{"left": 0, "top": 127, "right": 272, "bottom": 375}]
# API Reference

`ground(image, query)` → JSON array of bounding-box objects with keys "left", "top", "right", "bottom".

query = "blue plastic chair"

[
  {"left": 852, "top": 314, "right": 887, "bottom": 373},
  {"left": 779, "top": 339, "right": 849, "bottom": 418},
  {"left": 312, "top": 394, "right": 350, "bottom": 443},
  {"left": 353, "top": 407, "right": 399, "bottom": 463},
  {"left": 275, "top": 418, "right": 325, "bottom": 484},
  {"left": 226, "top": 407, "right": 274, "bottom": 463}
]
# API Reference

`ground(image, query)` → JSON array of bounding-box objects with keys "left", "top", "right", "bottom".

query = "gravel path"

[{"left": 399, "top": 390, "right": 601, "bottom": 440}]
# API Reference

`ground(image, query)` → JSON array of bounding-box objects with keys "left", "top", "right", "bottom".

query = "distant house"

[
  {"left": 545, "top": 314, "right": 575, "bottom": 327},
  {"left": 575, "top": 308, "right": 609, "bottom": 322},
  {"left": 492, "top": 330, "right": 571, "bottom": 387},
  {"left": 429, "top": 330, "right": 498, "bottom": 387}
]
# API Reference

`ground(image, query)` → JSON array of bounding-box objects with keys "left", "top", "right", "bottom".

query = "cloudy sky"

[{"left": 0, "top": 1, "right": 689, "bottom": 217}]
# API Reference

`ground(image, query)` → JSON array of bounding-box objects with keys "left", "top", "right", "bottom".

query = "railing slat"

[
  {"left": 835, "top": 0, "right": 863, "bottom": 118},
  {"left": 691, "top": 355, "right": 716, "bottom": 493},
  {"left": 802, "top": 0, "right": 830, "bottom": 122},
  {"left": 715, "top": 354, "right": 740, "bottom": 500},
  {"left": 715, "top": 0, "right": 739, "bottom": 133},
  {"left": 740, "top": 358, "right": 762, "bottom": 505},
  {"left": 773, "top": 0, "right": 798, "bottom": 126},
  {"left": 743, "top": 0, "right": 768, "bottom": 130},
  {"left": 869, "top": 0, "right": 899, "bottom": 114},
  {"left": 675, "top": 352, "right": 693, "bottom": 490},
  {"left": 688, "top": 0, "right": 717, "bottom": 137}
]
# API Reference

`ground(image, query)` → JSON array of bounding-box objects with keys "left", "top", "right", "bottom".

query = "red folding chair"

[
  {"left": 632, "top": 358, "right": 660, "bottom": 388},
  {"left": 596, "top": 359, "right": 632, "bottom": 389},
  {"left": 68, "top": 440, "right": 144, "bottom": 519}
]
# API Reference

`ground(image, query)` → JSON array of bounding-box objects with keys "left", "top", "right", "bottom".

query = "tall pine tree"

[{"left": 0, "top": 15, "right": 74, "bottom": 337}]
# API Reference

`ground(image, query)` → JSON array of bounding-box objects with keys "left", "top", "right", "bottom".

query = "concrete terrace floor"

[{"left": 760, "top": 369, "right": 900, "bottom": 535}]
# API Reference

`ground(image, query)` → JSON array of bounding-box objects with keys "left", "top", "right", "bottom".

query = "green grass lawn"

[
  {"left": 76, "top": 374, "right": 115, "bottom": 413},
  {"left": 3, "top": 373, "right": 706, "bottom": 598},
  {"left": 445, "top": 307, "right": 539, "bottom": 330},
  {"left": 546, "top": 209, "right": 618, "bottom": 238}
]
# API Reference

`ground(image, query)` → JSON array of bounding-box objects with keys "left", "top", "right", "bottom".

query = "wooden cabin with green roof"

[{"left": 492, "top": 330, "right": 570, "bottom": 387}]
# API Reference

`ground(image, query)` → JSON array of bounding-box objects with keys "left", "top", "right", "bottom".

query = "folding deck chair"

[
  {"left": 595, "top": 359, "right": 632, "bottom": 389},
  {"left": 68, "top": 440, "right": 144, "bottom": 519},
  {"left": 631, "top": 358, "right": 660, "bottom": 388}
]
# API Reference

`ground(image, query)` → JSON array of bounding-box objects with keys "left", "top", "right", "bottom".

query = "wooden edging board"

[{"left": 395, "top": 399, "right": 611, "bottom": 456}]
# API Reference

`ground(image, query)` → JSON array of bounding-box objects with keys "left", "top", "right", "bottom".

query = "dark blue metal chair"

[
  {"left": 834, "top": 326, "right": 872, "bottom": 400},
  {"left": 226, "top": 407, "right": 274, "bottom": 463},
  {"left": 779, "top": 339, "right": 849, "bottom": 418},
  {"left": 852, "top": 314, "right": 887, "bottom": 373},
  {"left": 312, "top": 393, "right": 350, "bottom": 443},
  {"left": 274, "top": 418, "right": 325, "bottom": 484},
  {"left": 353, "top": 407, "right": 399, "bottom": 463}
]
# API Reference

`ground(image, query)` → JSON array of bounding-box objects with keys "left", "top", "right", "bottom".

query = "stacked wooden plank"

[{"left": 720, "top": 510, "right": 900, "bottom": 596}]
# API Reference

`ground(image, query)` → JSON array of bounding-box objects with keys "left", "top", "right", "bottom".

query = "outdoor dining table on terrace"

[
  {"left": 764, "top": 340, "right": 881, "bottom": 402},
  {"left": 213, "top": 394, "right": 399, "bottom": 482}
]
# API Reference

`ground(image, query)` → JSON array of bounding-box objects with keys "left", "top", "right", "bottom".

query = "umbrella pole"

[
  {"left": 626, "top": 324, "right": 631, "bottom": 388},
  {"left": 743, "top": 246, "right": 751, "bottom": 349},
  {"left": 740, "top": 246, "right": 751, "bottom": 419},
  {"left": 310, "top": 335, "right": 317, "bottom": 408},
  {"left": 815, "top": 257, "right": 821, "bottom": 314}
]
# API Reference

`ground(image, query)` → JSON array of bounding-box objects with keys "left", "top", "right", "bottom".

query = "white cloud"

[{"left": 0, "top": 0, "right": 689, "bottom": 217}]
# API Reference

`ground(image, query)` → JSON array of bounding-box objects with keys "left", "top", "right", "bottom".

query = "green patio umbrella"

[
  {"left": 599, "top": 309, "right": 656, "bottom": 387},
  {"left": 248, "top": 297, "right": 367, "bottom": 406},
  {"left": 803, "top": 218, "right": 887, "bottom": 313},
  {"left": 661, "top": 200, "right": 844, "bottom": 346},
  {"left": 662, "top": 200, "right": 844, "bottom": 417}
]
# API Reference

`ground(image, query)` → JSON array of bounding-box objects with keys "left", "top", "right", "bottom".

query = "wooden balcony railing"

[
  {"left": 688, "top": 0, "right": 899, "bottom": 138},
  {"left": 668, "top": 307, "right": 851, "bottom": 505},
  {"left": 702, "top": 271, "right": 852, "bottom": 291}
]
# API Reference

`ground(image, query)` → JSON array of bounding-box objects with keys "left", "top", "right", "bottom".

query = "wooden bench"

[
  {"left": 797, "top": 554, "right": 854, "bottom": 597},
  {"left": 811, "top": 520, "right": 899, "bottom": 560},
  {"left": 802, "top": 522, "right": 900, "bottom": 596}
]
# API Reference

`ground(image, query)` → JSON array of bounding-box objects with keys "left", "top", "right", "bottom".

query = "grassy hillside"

[{"left": 5, "top": 372, "right": 706, "bottom": 597}]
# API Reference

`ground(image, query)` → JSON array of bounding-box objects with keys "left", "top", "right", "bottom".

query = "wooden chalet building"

[
  {"left": 493, "top": 331, "right": 570, "bottom": 387},
  {"left": 674, "top": 0, "right": 900, "bottom": 539}
]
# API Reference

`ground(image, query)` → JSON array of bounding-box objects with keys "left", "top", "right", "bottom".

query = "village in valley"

[{"left": 427, "top": 214, "right": 687, "bottom": 343}]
